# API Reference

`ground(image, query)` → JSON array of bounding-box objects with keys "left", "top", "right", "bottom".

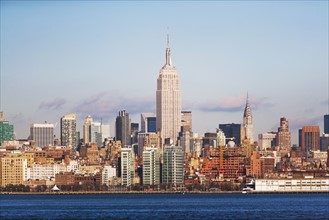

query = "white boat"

[{"left": 242, "top": 187, "right": 253, "bottom": 194}]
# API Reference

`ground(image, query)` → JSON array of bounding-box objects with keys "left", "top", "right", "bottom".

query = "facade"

[
  {"left": 121, "top": 147, "right": 135, "bottom": 186},
  {"left": 83, "top": 115, "right": 93, "bottom": 144},
  {"left": 141, "top": 113, "right": 156, "bottom": 133},
  {"left": 60, "top": 114, "right": 77, "bottom": 148},
  {"left": 30, "top": 123, "right": 54, "bottom": 148},
  {"left": 258, "top": 133, "right": 276, "bottom": 150},
  {"left": 218, "top": 123, "right": 242, "bottom": 145},
  {"left": 101, "top": 124, "right": 110, "bottom": 142},
  {"left": 301, "top": 126, "right": 320, "bottom": 153},
  {"left": 276, "top": 117, "right": 291, "bottom": 150},
  {"left": 243, "top": 95, "right": 254, "bottom": 144},
  {"left": 0, "top": 154, "right": 28, "bottom": 186},
  {"left": 255, "top": 178, "right": 329, "bottom": 192},
  {"left": 115, "top": 110, "right": 131, "bottom": 146},
  {"left": 90, "top": 121, "right": 102, "bottom": 149},
  {"left": 102, "top": 165, "right": 117, "bottom": 186},
  {"left": 181, "top": 111, "right": 192, "bottom": 132},
  {"left": 137, "top": 132, "right": 161, "bottom": 156},
  {"left": 29, "top": 163, "right": 66, "bottom": 180},
  {"left": 156, "top": 35, "right": 181, "bottom": 145},
  {"left": 0, "top": 121, "right": 14, "bottom": 143},
  {"left": 162, "top": 146, "right": 184, "bottom": 185},
  {"left": 130, "top": 123, "right": 139, "bottom": 144},
  {"left": 143, "top": 147, "right": 160, "bottom": 185},
  {"left": 320, "top": 134, "right": 329, "bottom": 151},
  {"left": 324, "top": 114, "right": 329, "bottom": 134}
]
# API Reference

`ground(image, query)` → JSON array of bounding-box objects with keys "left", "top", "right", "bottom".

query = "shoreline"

[{"left": 1, "top": 190, "right": 328, "bottom": 195}]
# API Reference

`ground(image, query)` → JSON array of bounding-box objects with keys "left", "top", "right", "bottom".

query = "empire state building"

[{"left": 156, "top": 35, "right": 181, "bottom": 145}]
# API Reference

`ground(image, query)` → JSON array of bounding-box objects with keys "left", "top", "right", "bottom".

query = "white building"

[
  {"left": 121, "top": 147, "right": 135, "bottom": 186},
  {"left": 156, "top": 35, "right": 181, "bottom": 145},
  {"left": 258, "top": 133, "right": 277, "bottom": 150},
  {"left": 102, "top": 165, "right": 116, "bottom": 186},
  {"left": 255, "top": 178, "right": 329, "bottom": 192},
  {"left": 29, "top": 163, "right": 66, "bottom": 180},
  {"left": 143, "top": 147, "right": 160, "bottom": 185},
  {"left": 30, "top": 123, "right": 54, "bottom": 148}
]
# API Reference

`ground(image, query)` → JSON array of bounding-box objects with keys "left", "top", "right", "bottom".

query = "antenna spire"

[{"left": 165, "top": 29, "right": 172, "bottom": 66}]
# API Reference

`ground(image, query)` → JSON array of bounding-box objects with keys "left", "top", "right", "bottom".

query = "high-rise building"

[
  {"left": 162, "top": 145, "right": 184, "bottom": 185},
  {"left": 320, "top": 134, "right": 329, "bottom": 151},
  {"left": 137, "top": 132, "right": 161, "bottom": 156},
  {"left": 121, "top": 147, "right": 135, "bottom": 186},
  {"left": 131, "top": 123, "right": 139, "bottom": 144},
  {"left": 141, "top": 113, "right": 156, "bottom": 133},
  {"left": 30, "top": 123, "right": 54, "bottom": 148},
  {"left": 156, "top": 35, "right": 181, "bottom": 145},
  {"left": 218, "top": 123, "right": 242, "bottom": 145},
  {"left": 276, "top": 117, "right": 291, "bottom": 150},
  {"left": 90, "top": 121, "right": 102, "bottom": 149},
  {"left": 301, "top": 126, "right": 320, "bottom": 153},
  {"left": 101, "top": 124, "right": 110, "bottom": 142},
  {"left": 143, "top": 147, "right": 160, "bottom": 185},
  {"left": 181, "top": 111, "right": 192, "bottom": 132},
  {"left": 60, "top": 114, "right": 77, "bottom": 148},
  {"left": 83, "top": 115, "right": 93, "bottom": 144},
  {"left": 0, "top": 121, "right": 14, "bottom": 143},
  {"left": 324, "top": 114, "right": 329, "bottom": 134},
  {"left": 243, "top": 94, "right": 254, "bottom": 143},
  {"left": 115, "top": 110, "right": 131, "bottom": 146}
]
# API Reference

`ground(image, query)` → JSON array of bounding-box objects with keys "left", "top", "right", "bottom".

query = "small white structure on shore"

[{"left": 51, "top": 185, "right": 60, "bottom": 192}]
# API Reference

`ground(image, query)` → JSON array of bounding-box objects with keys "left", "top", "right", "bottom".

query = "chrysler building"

[
  {"left": 243, "top": 94, "right": 254, "bottom": 143},
  {"left": 156, "top": 35, "right": 181, "bottom": 145}
]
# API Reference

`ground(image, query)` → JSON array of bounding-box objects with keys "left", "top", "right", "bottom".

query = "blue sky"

[{"left": 1, "top": 1, "right": 328, "bottom": 144}]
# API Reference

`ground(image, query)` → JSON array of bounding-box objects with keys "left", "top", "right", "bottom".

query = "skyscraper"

[
  {"left": 90, "top": 121, "right": 102, "bottom": 149},
  {"left": 243, "top": 94, "right": 254, "bottom": 143},
  {"left": 83, "top": 115, "right": 93, "bottom": 144},
  {"left": 121, "top": 147, "right": 135, "bottom": 186},
  {"left": 324, "top": 114, "right": 329, "bottom": 134},
  {"left": 162, "top": 145, "right": 184, "bottom": 185},
  {"left": 141, "top": 113, "right": 156, "bottom": 133},
  {"left": 60, "top": 114, "right": 77, "bottom": 148},
  {"left": 276, "top": 117, "right": 291, "bottom": 150},
  {"left": 218, "top": 123, "right": 242, "bottom": 145},
  {"left": 115, "top": 110, "right": 131, "bottom": 146},
  {"left": 143, "top": 147, "right": 160, "bottom": 185},
  {"left": 301, "top": 126, "right": 320, "bottom": 153},
  {"left": 30, "top": 123, "right": 54, "bottom": 148},
  {"left": 156, "top": 35, "right": 181, "bottom": 145}
]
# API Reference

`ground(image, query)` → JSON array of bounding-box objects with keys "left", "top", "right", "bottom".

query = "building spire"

[
  {"left": 165, "top": 33, "right": 172, "bottom": 66},
  {"left": 244, "top": 92, "right": 252, "bottom": 118}
]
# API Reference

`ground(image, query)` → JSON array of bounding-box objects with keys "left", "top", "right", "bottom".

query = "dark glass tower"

[{"left": 115, "top": 110, "right": 131, "bottom": 146}]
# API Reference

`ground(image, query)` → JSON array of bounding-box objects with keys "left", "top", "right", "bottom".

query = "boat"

[{"left": 242, "top": 187, "right": 253, "bottom": 194}]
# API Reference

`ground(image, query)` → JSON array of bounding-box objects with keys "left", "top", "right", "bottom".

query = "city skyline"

[{"left": 1, "top": 1, "right": 328, "bottom": 144}]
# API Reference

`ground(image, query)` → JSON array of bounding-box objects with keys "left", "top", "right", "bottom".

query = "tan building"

[
  {"left": 137, "top": 132, "right": 161, "bottom": 156},
  {"left": 276, "top": 117, "right": 291, "bottom": 151},
  {"left": 301, "top": 126, "right": 320, "bottom": 153},
  {"left": 0, "top": 154, "right": 28, "bottom": 186},
  {"left": 156, "top": 35, "right": 181, "bottom": 145}
]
